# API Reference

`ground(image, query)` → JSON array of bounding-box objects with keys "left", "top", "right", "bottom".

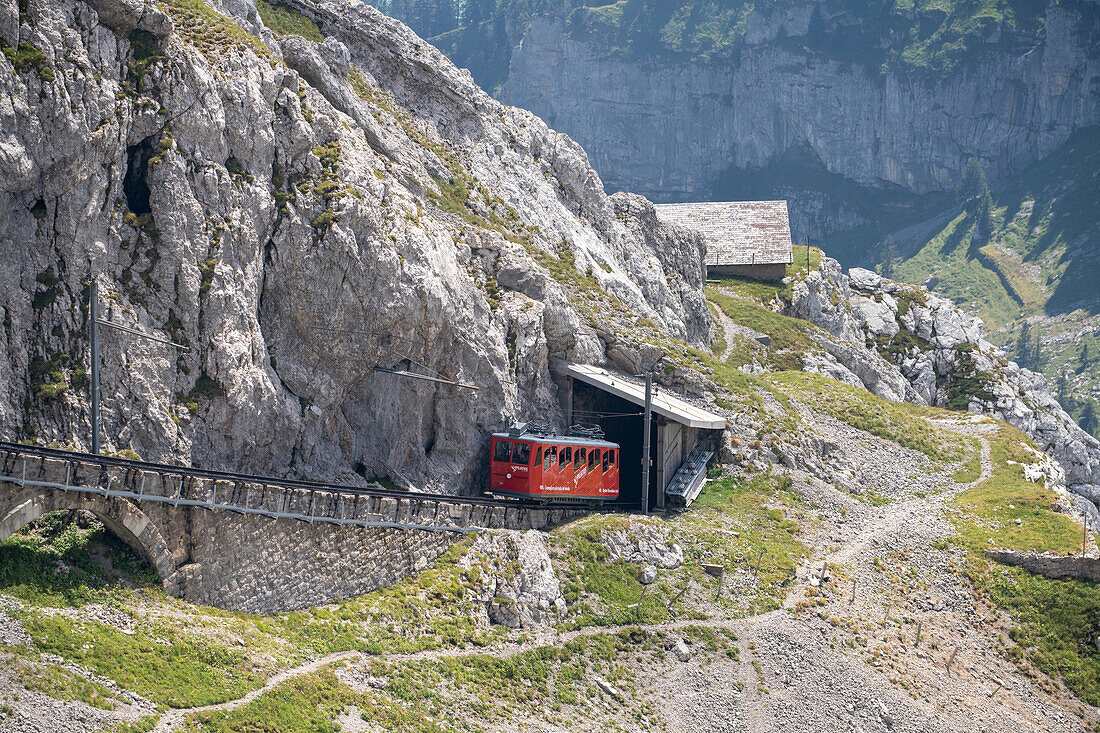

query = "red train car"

[{"left": 489, "top": 429, "right": 620, "bottom": 502}]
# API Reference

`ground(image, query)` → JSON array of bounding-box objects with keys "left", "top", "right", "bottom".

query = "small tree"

[
  {"left": 1057, "top": 372, "right": 1072, "bottom": 407},
  {"left": 956, "top": 158, "right": 989, "bottom": 207},
  {"left": 1016, "top": 321, "right": 1035, "bottom": 368},
  {"left": 1079, "top": 341, "right": 1092, "bottom": 374},
  {"left": 1082, "top": 401, "right": 1099, "bottom": 437},
  {"left": 880, "top": 236, "right": 899, "bottom": 279}
]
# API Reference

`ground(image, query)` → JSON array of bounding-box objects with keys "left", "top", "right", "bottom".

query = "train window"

[
  {"left": 512, "top": 441, "right": 530, "bottom": 465},
  {"left": 493, "top": 440, "right": 511, "bottom": 462},
  {"left": 534, "top": 446, "right": 543, "bottom": 466},
  {"left": 562, "top": 447, "right": 572, "bottom": 468},
  {"left": 588, "top": 449, "right": 597, "bottom": 470},
  {"left": 602, "top": 450, "right": 609, "bottom": 472},
  {"left": 549, "top": 446, "right": 557, "bottom": 468},
  {"left": 575, "top": 448, "right": 585, "bottom": 469},
  {"left": 608, "top": 450, "right": 616, "bottom": 467}
]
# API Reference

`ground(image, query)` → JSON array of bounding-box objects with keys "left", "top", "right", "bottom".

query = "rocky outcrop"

[
  {"left": 0, "top": 0, "right": 711, "bottom": 493},
  {"left": 502, "top": 2, "right": 1100, "bottom": 228},
  {"left": 460, "top": 530, "right": 567, "bottom": 628},
  {"left": 787, "top": 258, "right": 1100, "bottom": 496},
  {"left": 602, "top": 520, "right": 684, "bottom": 570}
]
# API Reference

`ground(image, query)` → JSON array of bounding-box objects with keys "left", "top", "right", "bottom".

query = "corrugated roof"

[
  {"left": 654, "top": 201, "right": 793, "bottom": 267},
  {"left": 566, "top": 364, "right": 727, "bottom": 430}
]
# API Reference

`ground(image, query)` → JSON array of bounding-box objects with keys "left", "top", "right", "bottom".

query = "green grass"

[
  {"left": 181, "top": 668, "right": 350, "bottom": 733},
  {"left": 951, "top": 435, "right": 983, "bottom": 483},
  {"left": 764, "top": 371, "right": 973, "bottom": 464},
  {"left": 182, "top": 630, "right": 678, "bottom": 732},
  {"left": 158, "top": 0, "right": 275, "bottom": 63},
  {"left": 894, "top": 210, "right": 1022, "bottom": 331},
  {"left": 256, "top": 0, "right": 324, "bottom": 42},
  {"left": 0, "top": 510, "right": 159, "bottom": 607},
  {"left": 947, "top": 425, "right": 1100, "bottom": 705},
  {"left": 952, "top": 426, "right": 1080, "bottom": 555},
  {"left": 0, "top": 514, "right": 507, "bottom": 710},
  {"left": 22, "top": 613, "right": 263, "bottom": 708},
  {"left": 555, "top": 473, "right": 809, "bottom": 625},
  {"left": 14, "top": 656, "right": 122, "bottom": 710},
  {"left": 707, "top": 289, "right": 820, "bottom": 371}
]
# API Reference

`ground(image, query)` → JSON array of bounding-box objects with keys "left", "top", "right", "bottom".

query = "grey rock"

[
  {"left": 671, "top": 638, "right": 692, "bottom": 662},
  {"left": 603, "top": 522, "right": 684, "bottom": 569},
  {"left": 461, "top": 530, "right": 567, "bottom": 629},
  {"left": 1, "top": 0, "right": 712, "bottom": 495},
  {"left": 637, "top": 564, "right": 658, "bottom": 585},
  {"left": 787, "top": 257, "right": 1100, "bottom": 495}
]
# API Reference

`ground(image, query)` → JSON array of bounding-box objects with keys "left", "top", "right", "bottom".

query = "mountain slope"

[
  {"left": 882, "top": 128, "right": 1100, "bottom": 437},
  {"left": 0, "top": 0, "right": 710, "bottom": 492}
]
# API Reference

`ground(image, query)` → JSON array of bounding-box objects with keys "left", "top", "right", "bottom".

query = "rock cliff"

[
  {"left": 0, "top": 0, "right": 710, "bottom": 493},
  {"left": 502, "top": 1, "right": 1100, "bottom": 227}
]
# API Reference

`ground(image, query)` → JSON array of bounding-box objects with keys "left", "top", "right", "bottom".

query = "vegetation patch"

[
  {"left": 256, "top": 0, "right": 324, "bottom": 42},
  {"left": 707, "top": 288, "right": 819, "bottom": 370},
  {"left": 765, "top": 371, "right": 973, "bottom": 464},
  {"left": 158, "top": 0, "right": 276, "bottom": 64},
  {"left": 939, "top": 345, "right": 997, "bottom": 411},
  {"left": 554, "top": 472, "right": 808, "bottom": 625},
  {"left": 1, "top": 40, "right": 54, "bottom": 81},
  {"left": 183, "top": 630, "right": 678, "bottom": 732},
  {"left": 13, "top": 657, "right": 122, "bottom": 710}
]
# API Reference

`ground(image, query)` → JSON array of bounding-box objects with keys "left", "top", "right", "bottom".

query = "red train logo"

[{"left": 488, "top": 425, "right": 620, "bottom": 503}]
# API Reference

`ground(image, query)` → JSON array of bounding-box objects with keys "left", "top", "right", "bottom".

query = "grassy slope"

[
  {"left": 889, "top": 127, "right": 1100, "bottom": 435},
  {"left": 947, "top": 425, "right": 1100, "bottom": 705}
]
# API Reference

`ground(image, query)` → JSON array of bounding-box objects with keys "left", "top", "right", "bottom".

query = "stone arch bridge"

[{"left": 0, "top": 442, "right": 581, "bottom": 613}]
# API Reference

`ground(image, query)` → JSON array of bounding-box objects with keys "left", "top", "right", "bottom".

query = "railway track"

[{"left": 0, "top": 441, "right": 608, "bottom": 532}]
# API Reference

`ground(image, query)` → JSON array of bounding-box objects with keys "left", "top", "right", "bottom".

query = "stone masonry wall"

[
  {"left": 175, "top": 512, "right": 455, "bottom": 613},
  {"left": 984, "top": 549, "right": 1100, "bottom": 583}
]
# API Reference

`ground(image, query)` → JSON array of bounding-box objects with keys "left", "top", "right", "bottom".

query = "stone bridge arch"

[{"left": 0, "top": 489, "right": 180, "bottom": 583}]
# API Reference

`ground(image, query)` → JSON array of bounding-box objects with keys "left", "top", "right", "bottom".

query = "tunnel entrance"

[
  {"left": 559, "top": 364, "right": 727, "bottom": 511},
  {"left": 570, "top": 379, "right": 656, "bottom": 510}
]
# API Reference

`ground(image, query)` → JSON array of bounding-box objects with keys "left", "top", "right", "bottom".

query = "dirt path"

[
  {"left": 152, "top": 651, "right": 359, "bottom": 733},
  {"left": 825, "top": 421, "right": 992, "bottom": 570}
]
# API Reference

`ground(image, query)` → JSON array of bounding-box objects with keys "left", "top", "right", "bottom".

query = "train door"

[
  {"left": 531, "top": 444, "right": 545, "bottom": 494},
  {"left": 573, "top": 446, "right": 586, "bottom": 493},
  {"left": 584, "top": 447, "right": 600, "bottom": 497},
  {"left": 542, "top": 444, "right": 560, "bottom": 494},
  {"left": 560, "top": 445, "right": 574, "bottom": 492},
  {"left": 602, "top": 447, "right": 619, "bottom": 498}
]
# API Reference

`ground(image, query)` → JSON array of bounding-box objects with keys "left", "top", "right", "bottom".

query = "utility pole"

[
  {"left": 86, "top": 278, "right": 189, "bottom": 455},
  {"left": 89, "top": 280, "right": 100, "bottom": 455},
  {"left": 641, "top": 373, "right": 653, "bottom": 516}
]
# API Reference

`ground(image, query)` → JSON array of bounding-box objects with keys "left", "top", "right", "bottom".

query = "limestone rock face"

[
  {"left": 787, "top": 257, "right": 1100, "bottom": 493},
  {"left": 502, "top": 4, "right": 1100, "bottom": 234},
  {"left": 602, "top": 520, "right": 684, "bottom": 570},
  {"left": 461, "top": 530, "right": 567, "bottom": 629},
  {"left": 1, "top": 0, "right": 711, "bottom": 493}
]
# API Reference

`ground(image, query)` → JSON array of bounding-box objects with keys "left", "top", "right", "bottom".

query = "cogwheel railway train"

[{"left": 488, "top": 425, "right": 620, "bottom": 503}]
